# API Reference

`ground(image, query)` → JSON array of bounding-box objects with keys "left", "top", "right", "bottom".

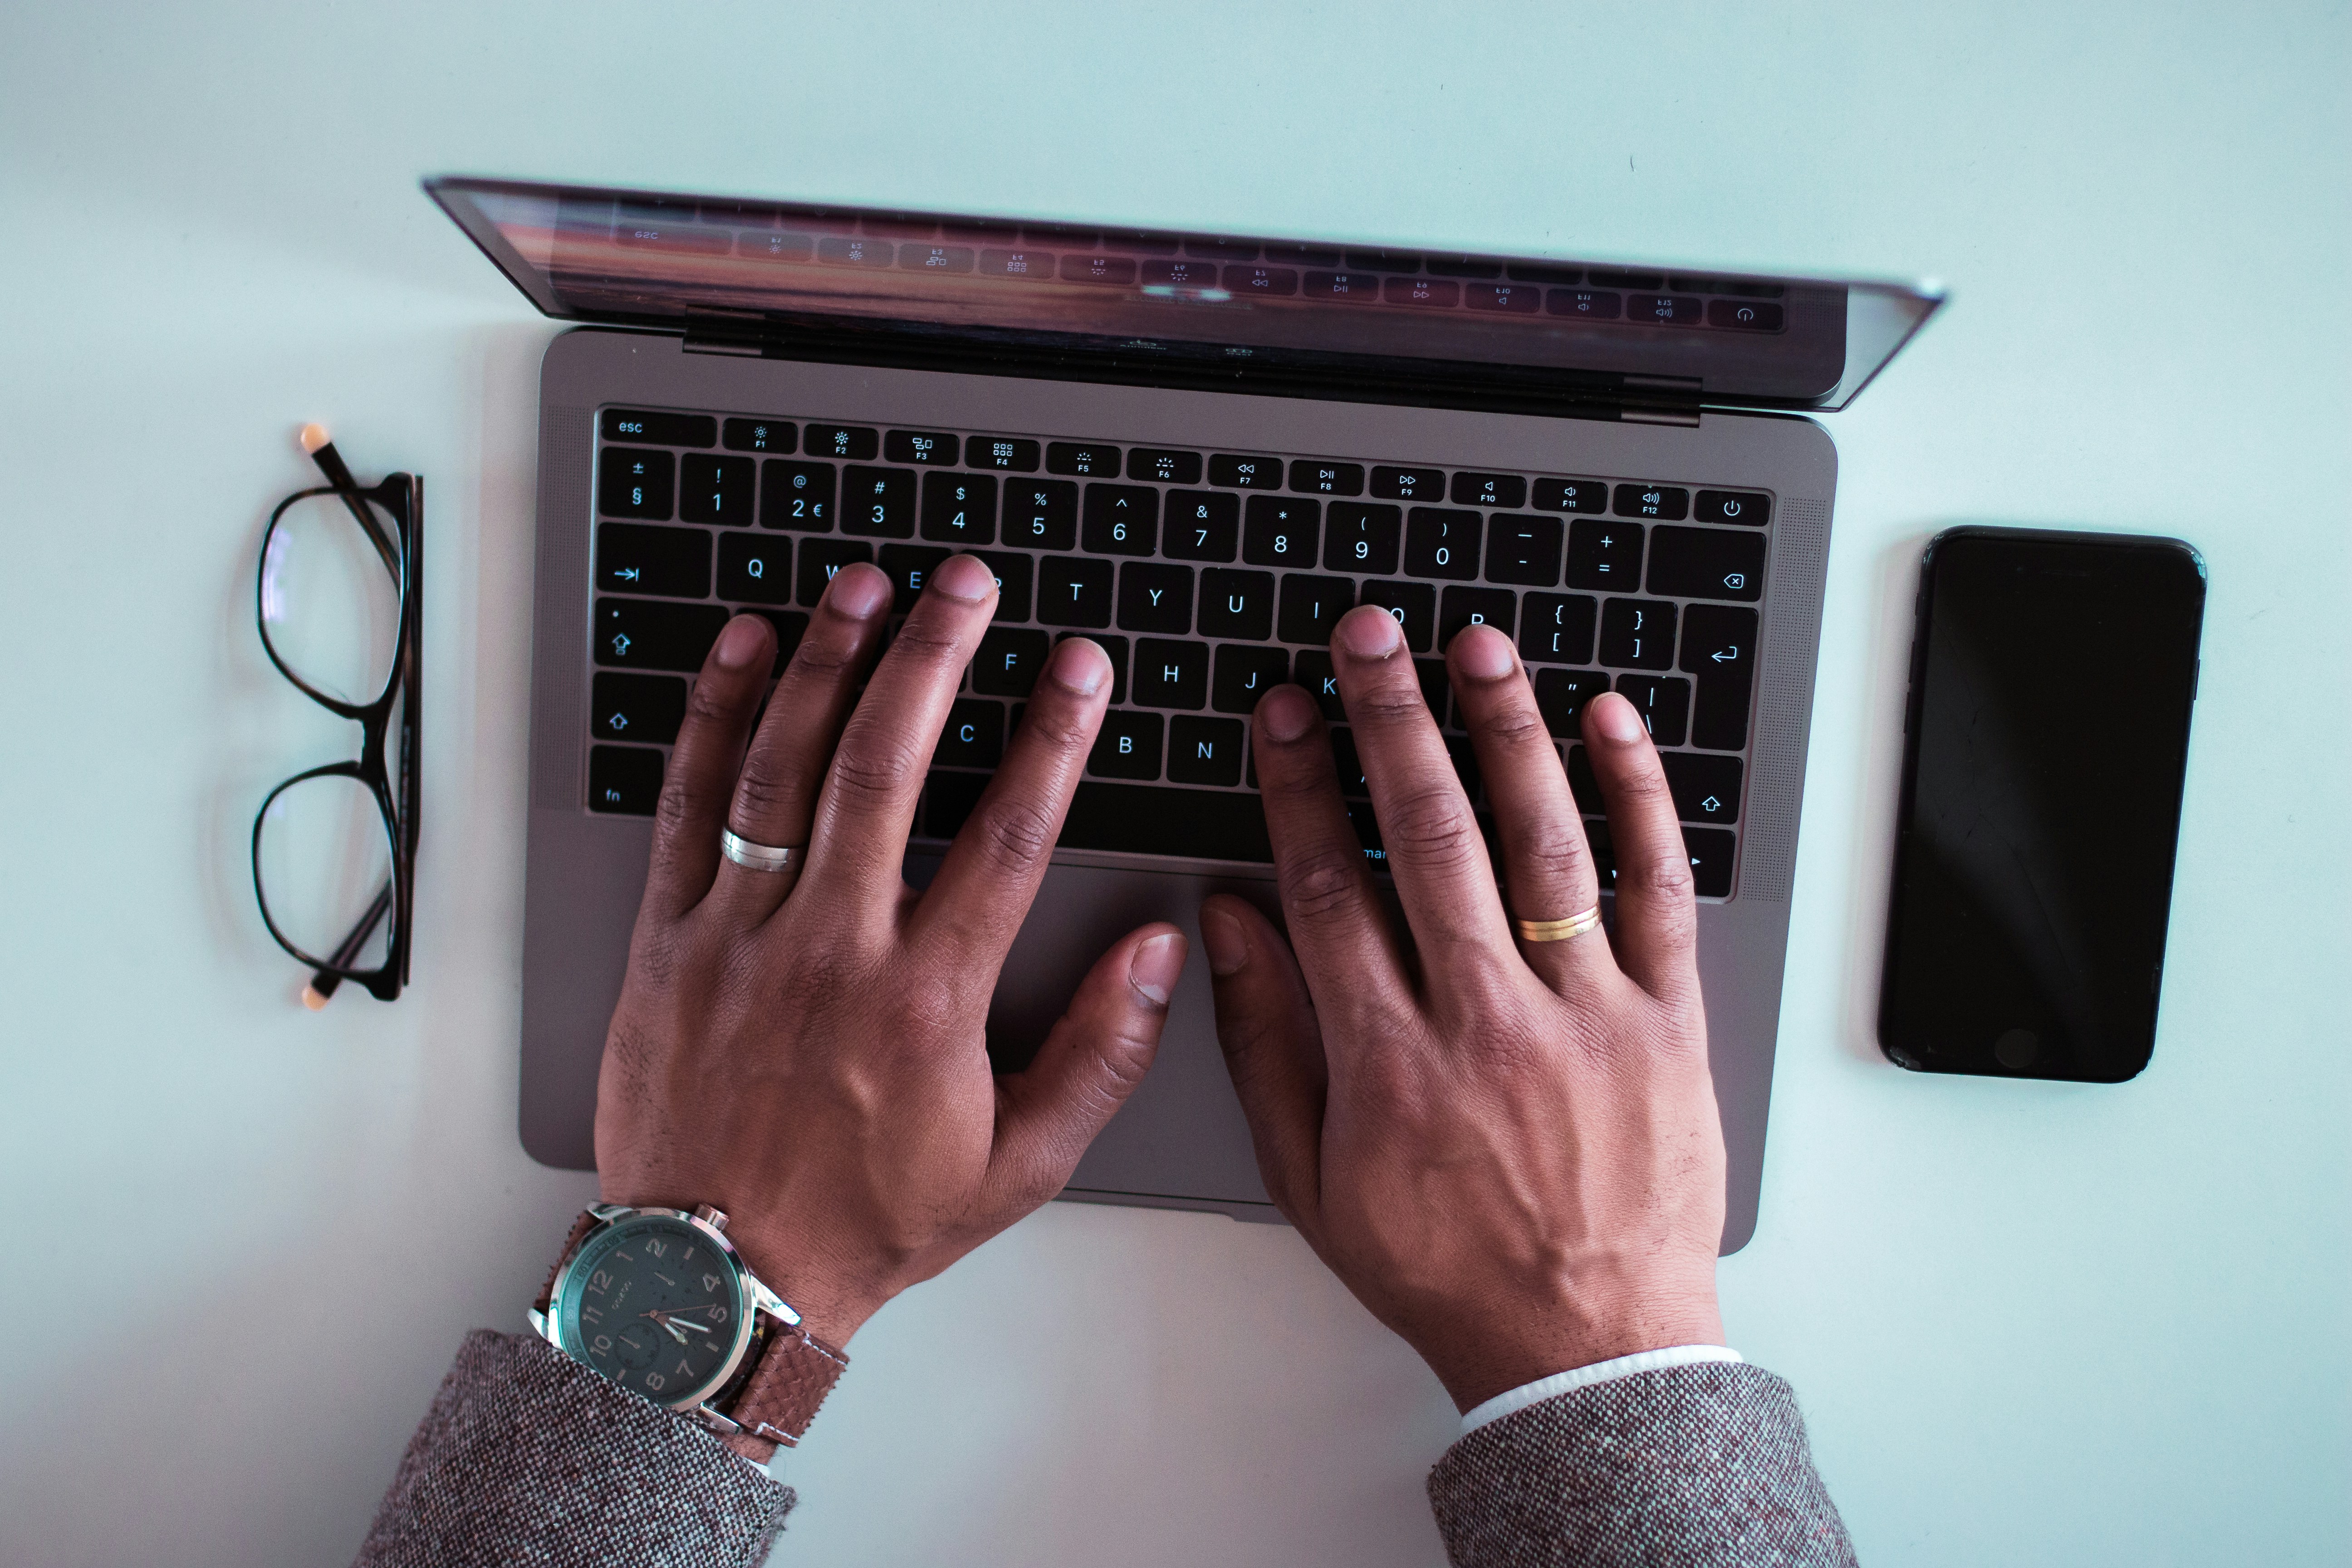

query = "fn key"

[{"left": 588, "top": 746, "right": 664, "bottom": 815}]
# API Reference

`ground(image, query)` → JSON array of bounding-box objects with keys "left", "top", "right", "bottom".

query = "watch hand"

[{"left": 665, "top": 1315, "right": 715, "bottom": 1335}]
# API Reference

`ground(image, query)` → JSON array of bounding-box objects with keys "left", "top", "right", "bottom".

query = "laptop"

[{"left": 426, "top": 175, "right": 1940, "bottom": 1253}]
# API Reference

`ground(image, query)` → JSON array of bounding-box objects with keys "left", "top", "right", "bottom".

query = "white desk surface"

[{"left": 3, "top": 4, "right": 2345, "bottom": 1563}]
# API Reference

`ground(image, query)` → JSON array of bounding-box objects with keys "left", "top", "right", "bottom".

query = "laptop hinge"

[
  {"left": 681, "top": 310, "right": 769, "bottom": 357},
  {"left": 1621, "top": 407, "right": 1703, "bottom": 428}
]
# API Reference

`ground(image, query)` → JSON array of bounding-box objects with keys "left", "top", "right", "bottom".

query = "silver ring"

[{"left": 720, "top": 828, "right": 804, "bottom": 876}]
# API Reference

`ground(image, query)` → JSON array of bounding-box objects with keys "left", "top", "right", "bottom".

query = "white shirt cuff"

[{"left": 1459, "top": 1345, "right": 1744, "bottom": 1436}]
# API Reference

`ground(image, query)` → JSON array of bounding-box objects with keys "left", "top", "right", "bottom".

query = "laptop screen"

[{"left": 427, "top": 176, "right": 1939, "bottom": 412}]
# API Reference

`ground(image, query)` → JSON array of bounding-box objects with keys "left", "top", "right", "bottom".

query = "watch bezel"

[{"left": 542, "top": 1205, "right": 761, "bottom": 1413}]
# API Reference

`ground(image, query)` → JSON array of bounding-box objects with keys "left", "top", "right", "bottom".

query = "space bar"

[{"left": 1060, "top": 782, "right": 1274, "bottom": 863}]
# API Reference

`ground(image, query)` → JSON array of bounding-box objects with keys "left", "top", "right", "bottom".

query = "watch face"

[{"left": 555, "top": 1213, "right": 749, "bottom": 1406}]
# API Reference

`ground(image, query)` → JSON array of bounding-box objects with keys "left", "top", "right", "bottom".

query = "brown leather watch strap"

[
  {"left": 532, "top": 1210, "right": 601, "bottom": 1318},
  {"left": 720, "top": 1319, "right": 850, "bottom": 1449}
]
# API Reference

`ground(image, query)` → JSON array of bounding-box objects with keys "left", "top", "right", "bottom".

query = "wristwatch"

[{"left": 530, "top": 1202, "right": 848, "bottom": 1451}]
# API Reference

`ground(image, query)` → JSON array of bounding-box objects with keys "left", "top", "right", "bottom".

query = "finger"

[
  {"left": 909, "top": 636, "right": 1112, "bottom": 976},
  {"left": 797, "top": 554, "right": 999, "bottom": 921},
  {"left": 1199, "top": 895, "right": 1328, "bottom": 1231},
  {"left": 1249, "top": 682, "right": 1412, "bottom": 1023},
  {"left": 1331, "top": 606, "right": 1513, "bottom": 965},
  {"left": 640, "top": 613, "right": 774, "bottom": 918},
  {"left": 984, "top": 924, "right": 1186, "bottom": 1212},
  {"left": 1446, "top": 624, "right": 1609, "bottom": 992},
  {"left": 702, "top": 563, "right": 892, "bottom": 922},
  {"left": 1582, "top": 691, "right": 1700, "bottom": 1003}
]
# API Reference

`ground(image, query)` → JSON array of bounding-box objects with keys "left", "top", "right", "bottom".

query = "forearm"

[
  {"left": 354, "top": 1330, "right": 792, "bottom": 1568},
  {"left": 1427, "top": 1362, "right": 1854, "bottom": 1568}
]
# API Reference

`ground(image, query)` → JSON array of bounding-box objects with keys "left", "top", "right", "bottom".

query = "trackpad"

[{"left": 981, "top": 861, "right": 1276, "bottom": 1211}]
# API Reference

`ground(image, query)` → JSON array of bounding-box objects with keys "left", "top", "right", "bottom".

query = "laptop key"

[
  {"left": 1661, "top": 752, "right": 1742, "bottom": 825},
  {"left": 936, "top": 700, "right": 1004, "bottom": 769},
  {"left": 722, "top": 418, "right": 794, "bottom": 454},
  {"left": 1047, "top": 441, "right": 1121, "bottom": 477},
  {"left": 598, "top": 522, "right": 711, "bottom": 598},
  {"left": 1089, "top": 710, "right": 1164, "bottom": 779},
  {"left": 1695, "top": 488, "right": 1770, "bottom": 526},
  {"left": 679, "top": 454, "right": 756, "bottom": 525},
  {"left": 588, "top": 746, "right": 666, "bottom": 815},
  {"left": 715, "top": 531, "right": 791, "bottom": 604},
  {"left": 964, "top": 436, "right": 1041, "bottom": 471},
  {"left": 1438, "top": 587, "right": 1517, "bottom": 648},
  {"left": 1614, "top": 674, "right": 1691, "bottom": 747},
  {"left": 1004, "top": 479, "right": 1078, "bottom": 549},
  {"left": 602, "top": 410, "right": 715, "bottom": 447},
  {"left": 1244, "top": 496, "right": 1320, "bottom": 567},
  {"left": 733, "top": 608, "right": 808, "bottom": 674},
  {"left": 1199, "top": 569, "right": 1275, "bottom": 640},
  {"left": 1533, "top": 477, "right": 1608, "bottom": 514},
  {"left": 1485, "top": 514, "right": 1563, "bottom": 586},
  {"left": 805, "top": 424, "right": 879, "bottom": 460},
  {"left": 1358, "top": 580, "right": 1436, "bottom": 652},
  {"left": 1168, "top": 717, "right": 1245, "bottom": 785},
  {"left": 1683, "top": 826, "right": 1736, "bottom": 897},
  {"left": 598, "top": 446, "right": 674, "bottom": 519},
  {"left": 885, "top": 430, "right": 960, "bottom": 465},
  {"left": 1278, "top": 574, "right": 1356, "bottom": 645},
  {"left": 594, "top": 598, "right": 729, "bottom": 671},
  {"left": 1211, "top": 645, "right": 1288, "bottom": 711},
  {"left": 1612, "top": 483, "right": 1689, "bottom": 520},
  {"left": 760, "top": 459, "right": 835, "bottom": 531},
  {"left": 1117, "top": 563, "right": 1195, "bottom": 633},
  {"left": 1207, "top": 454, "right": 1285, "bottom": 490},
  {"left": 1370, "top": 465, "right": 1446, "bottom": 502},
  {"left": 1056, "top": 782, "right": 1273, "bottom": 862},
  {"left": 1519, "top": 593, "right": 1597, "bottom": 665},
  {"left": 1289, "top": 460, "right": 1364, "bottom": 496},
  {"left": 1647, "top": 525, "right": 1764, "bottom": 602},
  {"left": 1680, "top": 604, "right": 1758, "bottom": 751},
  {"left": 975, "top": 627, "right": 1050, "bottom": 696},
  {"left": 795, "top": 540, "right": 875, "bottom": 606},
  {"left": 973, "top": 551, "right": 1034, "bottom": 621},
  {"left": 841, "top": 466, "right": 917, "bottom": 537},
  {"left": 1127, "top": 447, "right": 1203, "bottom": 485},
  {"left": 1292, "top": 651, "right": 1342, "bottom": 718},
  {"left": 1055, "top": 633, "right": 1129, "bottom": 702},
  {"left": 879, "top": 545, "right": 952, "bottom": 612},
  {"left": 1163, "top": 491, "right": 1241, "bottom": 560},
  {"left": 1132, "top": 640, "right": 1209, "bottom": 710},
  {"left": 591, "top": 673, "right": 689, "bottom": 745},
  {"left": 1083, "top": 485, "right": 1158, "bottom": 554},
  {"left": 1329, "top": 728, "right": 1369, "bottom": 797},
  {"left": 1404, "top": 508, "right": 1482, "bottom": 580},
  {"left": 1325, "top": 502, "right": 1403, "bottom": 573},
  {"left": 1565, "top": 519, "right": 1643, "bottom": 590},
  {"left": 1535, "top": 669, "right": 1608, "bottom": 737},
  {"left": 1038, "top": 557, "right": 1115, "bottom": 628},
  {"left": 1598, "top": 599, "right": 1677, "bottom": 669},
  {"left": 1450, "top": 471, "right": 1526, "bottom": 509},
  {"left": 920, "top": 472, "right": 997, "bottom": 545}
]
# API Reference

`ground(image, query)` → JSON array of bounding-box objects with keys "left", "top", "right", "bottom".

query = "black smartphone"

[{"left": 1879, "top": 527, "right": 2205, "bottom": 1082}]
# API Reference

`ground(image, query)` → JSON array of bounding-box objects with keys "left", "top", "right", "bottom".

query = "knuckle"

[
  {"left": 1283, "top": 843, "right": 1369, "bottom": 924},
  {"left": 968, "top": 794, "right": 1059, "bottom": 874},
  {"left": 1508, "top": 821, "right": 1591, "bottom": 887},
  {"left": 1020, "top": 692, "right": 1097, "bottom": 755},
  {"left": 882, "top": 613, "right": 968, "bottom": 669},
  {"left": 1350, "top": 686, "right": 1428, "bottom": 731},
  {"left": 826, "top": 734, "right": 923, "bottom": 806},
  {"left": 652, "top": 772, "right": 706, "bottom": 828},
  {"left": 682, "top": 679, "right": 741, "bottom": 727},
  {"left": 1482, "top": 704, "right": 1552, "bottom": 754},
  {"left": 728, "top": 748, "right": 806, "bottom": 824},
  {"left": 1381, "top": 786, "right": 1480, "bottom": 865},
  {"left": 1612, "top": 764, "right": 1676, "bottom": 811}
]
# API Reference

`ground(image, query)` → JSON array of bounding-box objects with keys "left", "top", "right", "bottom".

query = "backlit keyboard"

[{"left": 584, "top": 407, "right": 1768, "bottom": 898}]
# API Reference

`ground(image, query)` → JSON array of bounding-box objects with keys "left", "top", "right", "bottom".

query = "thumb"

[
  {"left": 985, "top": 922, "right": 1186, "bottom": 1212},
  {"left": 1198, "top": 894, "right": 1328, "bottom": 1229}
]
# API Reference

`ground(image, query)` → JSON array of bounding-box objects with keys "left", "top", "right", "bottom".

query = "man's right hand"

[{"left": 1200, "top": 605, "right": 1728, "bottom": 1413}]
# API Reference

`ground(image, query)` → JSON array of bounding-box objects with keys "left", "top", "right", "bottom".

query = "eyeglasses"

[{"left": 250, "top": 435, "right": 421, "bottom": 1005}]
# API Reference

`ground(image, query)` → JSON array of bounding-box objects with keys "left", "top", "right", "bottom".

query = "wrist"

[{"left": 1416, "top": 1279, "right": 1725, "bottom": 1413}]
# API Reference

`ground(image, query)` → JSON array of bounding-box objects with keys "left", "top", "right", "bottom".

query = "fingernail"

[
  {"left": 1260, "top": 684, "right": 1315, "bottom": 743},
  {"left": 1048, "top": 636, "right": 1107, "bottom": 696},
  {"left": 1453, "top": 622, "right": 1514, "bottom": 681},
  {"left": 931, "top": 553, "right": 996, "bottom": 603},
  {"left": 828, "top": 562, "right": 889, "bottom": 619},
  {"left": 1336, "top": 603, "right": 1402, "bottom": 659},
  {"left": 713, "top": 614, "right": 768, "bottom": 671},
  {"left": 1590, "top": 691, "right": 1645, "bottom": 744},
  {"left": 1199, "top": 905, "right": 1246, "bottom": 976},
  {"left": 1129, "top": 932, "right": 1187, "bottom": 1007}
]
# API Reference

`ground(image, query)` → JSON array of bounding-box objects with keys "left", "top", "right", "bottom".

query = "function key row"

[{"left": 602, "top": 416, "right": 1767, "bottom": 524}]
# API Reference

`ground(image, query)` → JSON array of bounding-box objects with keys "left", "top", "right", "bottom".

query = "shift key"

[{"left": 594, "top": 597, "right": 729, "bottom": 671}]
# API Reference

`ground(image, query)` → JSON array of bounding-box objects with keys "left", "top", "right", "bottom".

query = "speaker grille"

[
  {"left": 530, "top": 407, "right": 593, "bottom": 812},
  {"left": 1739, "top": 497, "right": 1830, "bottom": 904}
]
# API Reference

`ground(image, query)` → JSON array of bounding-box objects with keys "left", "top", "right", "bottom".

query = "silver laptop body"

[{"left": 429, "top": 177, "right": 1939, "bottom": 1253}]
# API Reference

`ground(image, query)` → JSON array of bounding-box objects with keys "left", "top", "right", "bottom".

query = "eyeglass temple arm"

[
  {"left": 305, "top": 434, "right": 402, "bottom": 575},
  {"left": 301, "top": 882, "right": 394, "bottom": 1010}
]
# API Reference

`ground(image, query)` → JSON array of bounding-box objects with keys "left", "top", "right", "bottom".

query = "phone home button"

[{"left": 1993, "top": 1028, "right": 2040, "bottom": 1071}]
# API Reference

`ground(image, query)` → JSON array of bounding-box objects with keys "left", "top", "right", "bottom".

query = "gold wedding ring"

[{"left": 1514, "top": 905, "right": 1604, "bottom": 944}]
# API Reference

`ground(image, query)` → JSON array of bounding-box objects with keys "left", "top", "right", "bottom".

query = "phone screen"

[{"left": 1880, "top": 529, "right": 2204, "bottom": 1082}]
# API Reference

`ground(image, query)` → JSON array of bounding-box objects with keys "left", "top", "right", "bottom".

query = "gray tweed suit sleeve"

[
  {"left": 1426, "top": 1363, "right": 1855, "bottom": 1567},
  {"left": 353, "top": 1329, "right": 794, "bottom": 1568}
]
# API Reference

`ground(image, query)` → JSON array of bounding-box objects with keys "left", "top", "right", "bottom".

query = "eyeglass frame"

[{"left": 250, "top": 472, "right": 422, "bottom": 1001}]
